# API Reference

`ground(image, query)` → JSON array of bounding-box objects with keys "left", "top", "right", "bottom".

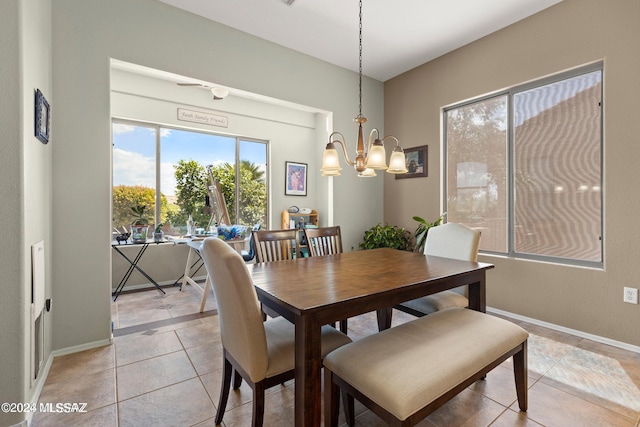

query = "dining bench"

[{"left": 323, "top": 307, "right": 529, "bottom": 426}]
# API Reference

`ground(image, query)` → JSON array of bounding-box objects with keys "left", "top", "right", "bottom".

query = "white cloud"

[
  {"left": 112, "top": 148, "right": 155, "bottom": 188},
  {"left": 161, "top": 161, "right": 178, "bottom": 196},
  {"left": 112, "top": 123, "right": 136, "bottom": 135}
]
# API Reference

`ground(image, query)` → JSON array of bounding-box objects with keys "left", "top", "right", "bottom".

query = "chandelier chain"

[
  {"left": 320, "top": 0, "right": 407, "bottom": 177},
  {"left": 358, "top": 0, "right": 363, "bottom": 117}
]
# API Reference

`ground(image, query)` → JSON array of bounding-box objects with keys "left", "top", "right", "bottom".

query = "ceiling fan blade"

[
  {"left": 177, "top": 83, "right": 209, "bottom": 87},
  {"left": 177, "top": 83, "right": 228, "bottom": 100}
]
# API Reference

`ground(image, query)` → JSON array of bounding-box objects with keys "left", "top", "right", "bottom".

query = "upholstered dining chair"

[
  {"left": 253, "top": 229, "right": 300, "bottom": 263},
  {"left": 394, "top": 222, "right": 481, "bottom": 318},
  {"left": 199, "top": 237, "right": 352, "bottom": 427},
  {"left": 304, "top": 226, "right": 348, "bottom": 333}
]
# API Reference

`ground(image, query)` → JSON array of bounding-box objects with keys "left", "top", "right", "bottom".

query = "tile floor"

[{"left": 31, "top": 284, "right": 640, "bottom": 426}]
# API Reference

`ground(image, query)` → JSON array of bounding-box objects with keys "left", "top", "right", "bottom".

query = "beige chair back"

[
  {"left": 200, "top": 237, "right": 269, "bottom": 382},
  {"left": 253, "top": 229, "right": 300, "bottom": 263},
  {"left": 424, "top": 222, "right": 481, "bottom": 262},
  {"left": 304, "top": 226, "right": 343, "bottom": 256}
]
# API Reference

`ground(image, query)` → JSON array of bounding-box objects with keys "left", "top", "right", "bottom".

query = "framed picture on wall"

[
  {"left": 34, "top": 89, "right": 50, "bottom": 144},
  {"left": 396, "top": 145, "right": 428, "bottom": 179},
  {"left": 285, "top": 161, "right": 308, "bottom": 196}
]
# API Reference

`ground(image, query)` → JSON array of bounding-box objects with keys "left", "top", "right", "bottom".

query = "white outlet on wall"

[{"left": 623, "top": 287, "right": 638, "bottom": 304}]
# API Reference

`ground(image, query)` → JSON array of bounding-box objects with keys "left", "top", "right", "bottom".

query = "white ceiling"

[{"left": 157, "top": 0, "right": 562, "bottom": 82}]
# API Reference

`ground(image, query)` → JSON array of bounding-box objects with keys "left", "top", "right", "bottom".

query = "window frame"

[
  {"left": 111, "top": 118, "right": 269, "bottom": 232},
  {"left": 443, "top": 62, "right": 604, "bottom": 268}
]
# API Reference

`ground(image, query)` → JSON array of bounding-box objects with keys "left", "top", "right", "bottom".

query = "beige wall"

[
  {"left": 0, "top": 0, "right": 53, "bottom": 424},
  {"left": 384, "top": 0, "right": 640, "bottom": 347},
  {"left": 0, "top": 4, "right": 25, "bottom": 424},
  {"left": 51, "top": 0, "right": 385, "bottom": 351}
]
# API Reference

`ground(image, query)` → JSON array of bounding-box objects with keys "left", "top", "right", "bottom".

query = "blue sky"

[{"left": 112, "top": 123, "right": 266, "bottom": 196}]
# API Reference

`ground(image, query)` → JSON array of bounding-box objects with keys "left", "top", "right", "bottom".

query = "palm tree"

[{"left": 223, "top": 160, "right": 265, "bottom": 180}]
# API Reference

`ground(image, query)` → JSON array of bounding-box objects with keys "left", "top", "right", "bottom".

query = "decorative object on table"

[
  {"left": 217, "top": 224, "right": 249, "bottom": 241},
  {"left": 287, "top": 205, "right": 300, "bottom": 213},
  {"left": 359, "top": 223, "right": 412, "bottom": 251},
  {"left": 285, "top": 161, "right": 308, "bottom": 196},
  {"left": 153, "top": 224, "right": 164, "bottom": 242},
  {"left": 319, "top": 0, "right": 408, "bottom": 178},
  {"left": 187, "top": 215, "right": 196, "bottom": 236},
  {"left": 34, "top": 89, "right": 50, "bottom": 144},
  {"left": 130, "top": 205, "right": 149, "bottom": 243},
  {"left": 115, "top": 231, "right": 130, "bottom": 244},
  {"left": 395, "top": 145, "right": 428, "bottom": 179},
  {"left": 241, "top": 223, "right": 262, "bottom": 262},
  {"left": 205, "top": 165, "right": 231, "bottom": 228},
  {"left": 413, "top": 212, "right": 446, "bottom": 253}
]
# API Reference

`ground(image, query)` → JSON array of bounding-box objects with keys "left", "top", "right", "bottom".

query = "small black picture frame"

[
  {"left": 396, "top": 145, "right": 428, "bottom": 179},
  {"left": 35, "top": 89, "right": 50, "bottom": 144},
  {"left": 285, "top": 161, "right": 308, "bottom": 196}
]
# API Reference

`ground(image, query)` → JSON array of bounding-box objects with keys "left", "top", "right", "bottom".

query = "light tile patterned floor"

[{"left": 32, "top": 285, "right": 640, "bottom": 426}]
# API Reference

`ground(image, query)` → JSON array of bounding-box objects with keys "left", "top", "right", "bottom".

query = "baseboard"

[
  {"left": 488, "top": 306, "right": 640, "bottom": 354},
  {"left": 51, "top": 338, "right": 113, "bottom": 358},
  {"left": 22, "top": 352, "right": 53, "bottom": 427},
  {"left": 111, "top": 276, "right": 207, "bottom": 293}
]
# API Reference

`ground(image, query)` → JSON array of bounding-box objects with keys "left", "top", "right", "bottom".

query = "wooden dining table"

[{"left": 248, "top": 247, "right": 494, "bottom": 426}]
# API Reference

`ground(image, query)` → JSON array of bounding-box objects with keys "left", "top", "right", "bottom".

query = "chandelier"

[{"left": 321, "top": 0, "right": 407, "bottom": 178}]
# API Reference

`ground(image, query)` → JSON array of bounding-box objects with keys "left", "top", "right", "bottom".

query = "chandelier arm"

[
  {"left": 329, "top": 131, "right": 356, "bottom": 166},
  {"left": 366, "top": 128, "right": 381, "bottom": 155},
  {"left": 381, "top": 135, "right": 401, "bottom": 149}
]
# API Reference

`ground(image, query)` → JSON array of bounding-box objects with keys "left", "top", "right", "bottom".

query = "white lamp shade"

[
  {"left": 365, "top": 144, "right": 388, "bottom": 170},
  {"left": 321, "top": 148, "right": 342, "bottom": 173},
  {"left": 387, "top": 150, "right": 409, "bottom": 174}
]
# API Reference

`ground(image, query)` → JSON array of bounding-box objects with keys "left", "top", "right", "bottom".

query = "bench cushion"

[{"left": 323, "top": 308, "right": 528, "bottom": 421}]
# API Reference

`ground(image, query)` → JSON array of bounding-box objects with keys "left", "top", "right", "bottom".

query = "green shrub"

[{"left": 359, "top": 224, "right": 412, "bottom": 251}]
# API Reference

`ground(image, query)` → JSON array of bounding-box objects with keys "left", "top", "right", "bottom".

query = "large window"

[
  {"left": 444, "top": 64, "right": 603, "bottom": 266},
  {"left": 112, "top": 121, "right": 267, "bottom": 238}
]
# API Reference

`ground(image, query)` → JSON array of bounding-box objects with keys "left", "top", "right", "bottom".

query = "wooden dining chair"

[
  {"left": 199, "top": 237, "right": 352, "bottom": 427},
  {"left": 304, "top": 226, "right": 348, "bottom": 333},
  {"left": 253, "top": 228, "right": 300, "bottom": 263},
  {"left": 394, "top": 222, "right": 481, "bottom": 320},
  {"left": 304, "top": 226, "right": 343, "bottom": 257}
]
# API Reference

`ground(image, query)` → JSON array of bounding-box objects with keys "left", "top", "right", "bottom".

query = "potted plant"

[
  {"left": 359, "top": 224, "right": 412, "bottom": 251},
  {"left": 130, "top": 205, "right": 149, "bottom": 243},
  {"left": 413, "top": 212, "right": 446, "bottom": 253},
  {"left": 153, "top": 223, "right": 164, "bottom": 242}
]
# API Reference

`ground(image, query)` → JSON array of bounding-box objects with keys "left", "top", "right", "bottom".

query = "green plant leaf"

[
  {"left": 413, "top": 212, "right": 446, "bottom": 253},
  {"left": 359, "top": 223, "right": 412, "bottom": 251}
]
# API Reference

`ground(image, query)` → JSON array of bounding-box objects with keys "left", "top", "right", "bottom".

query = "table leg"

[
  {"left": 112, "top": 246, "right": 139, "bottom": 301},
  {"left": 112, "top": 244, "right": 166, "bottom": 300},
  {"left": 181, "top": 247, "right": 195, "bottom": 290},
  {"left": 199, "top": 276, "right": 211, "bottom": 313},
  {"left": 376, "top": 307, "right": 393, "bottom": 331},
  {"left": 467, "top": 272, "right": 486, "bottom": 313},
  {"left": 295, "top": 315, "right": 323, "bottom": 427}
]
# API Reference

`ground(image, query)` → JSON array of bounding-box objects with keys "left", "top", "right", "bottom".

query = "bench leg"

[
  {"left": 513, "top": 340, "right": 528, "bottom": 411},
  {"left": 324, "top": 369, "right": 341, "bottom": 427}
]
